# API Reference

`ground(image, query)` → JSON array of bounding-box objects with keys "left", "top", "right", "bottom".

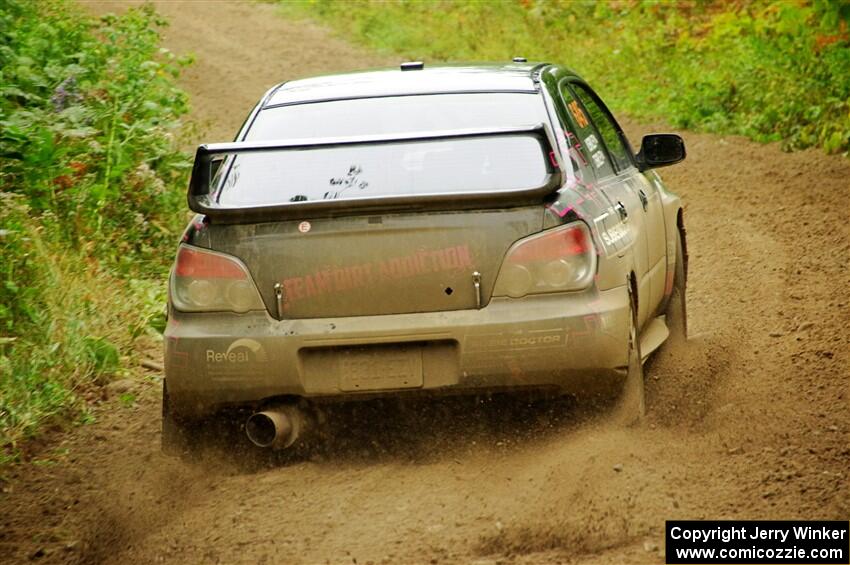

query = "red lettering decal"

[
  {"left": 315, "top": 270, "right": 332, "bottom": 293},
  {"left": 444, "top": 247, "right": 459, "bottom": 269},
  {"left": 283, "top": 277, "right": 304, "bottom": 302},
  {"left": 403, "top": 255, "right": 419, "bottom": 277},
  {"left": 304, "top": 274, "right": 318, "bottom": 297},
  {"left": 416, "top": 249, "right": 430, "bottom": 273},
  {"left": 332, "top": 268, "right": 350, "bottom": 291},
  {"left": 457, "top": 244, "right": 474, "bottom": 268},
  {"left": 389, "top": 257, "right": 406, "bottom": 278}
]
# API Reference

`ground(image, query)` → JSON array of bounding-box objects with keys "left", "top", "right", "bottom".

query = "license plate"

[{"left": 338, "top": 345, "right": 423, "bottom": 392}]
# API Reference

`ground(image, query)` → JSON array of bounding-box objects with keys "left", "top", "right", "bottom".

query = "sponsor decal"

[
  {"left": 591, "top": 150, "right": 607, "bottom": 169},
  {"left": 465, "top": 328, "right": 568, "bottom": 352},
  {"left": 568, "top": 100, "right": 590, "bottom": 128},
  {"left": 599, "top": 222, "right": 630, "bottom": 247},
  {"left": 564, "top": 131, "right": 588, "bottom": 166},
  {"left": 278, "top": 244, "right": 474, "bottom": 309},
  {"left": 325, "top": 164, "right": 368, "bottom": 200},
  {"left": 463, "top": 307, "right": 608, "bottom": 372},
  {"left": 205, "top": 338, "right": 267, "bottom": 364},
  {"left": 593, "top": 210, "right": 632, "bottom": 256},
  {"left": 298, "top": 221, "right": 311, "bottom": 233}
]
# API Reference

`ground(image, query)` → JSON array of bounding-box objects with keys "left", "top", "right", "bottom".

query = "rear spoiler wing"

[{"left": 188, "top": 123, "right": 563, "bottom": 223}]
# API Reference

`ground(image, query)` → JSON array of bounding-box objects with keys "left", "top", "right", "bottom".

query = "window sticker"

[
  {"left": 591, "top": 151, "right": 606, "bottom": 169},
  {"left": 585, "top": 133, "right": 599, "bottom": 152},
  {"left": 561, "top": 130, "right": 592, "bottom": 188},
  {"left": 564, "top": 131, "right": 588, "bottom": 166},
  {"left": 326, "top": 164, "right": 368, "bottom": 200},
  {"left": 568, "top": 100, "right": 590, "bottom": 128}
]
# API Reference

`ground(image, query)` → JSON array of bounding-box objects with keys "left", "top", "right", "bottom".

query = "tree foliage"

[
  {"left": 285, "top": 0, "right": 850, "bottom": 154},
  {"left": 0, "top": 0, "right": 189, "bottom": 457}
]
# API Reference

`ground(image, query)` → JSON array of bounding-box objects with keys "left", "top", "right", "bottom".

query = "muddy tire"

[
  {"left": 665, "top": 229, "right": 688, "bottom": 346},
  {"left": 615, "top": 287, "right": 645, "bottom": 425}
]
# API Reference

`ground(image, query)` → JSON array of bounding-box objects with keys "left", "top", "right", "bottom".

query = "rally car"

[{"left": 162, "top": 61, "right": 687, "bottom": 453}]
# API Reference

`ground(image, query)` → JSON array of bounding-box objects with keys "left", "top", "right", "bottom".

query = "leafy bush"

[
  {"left": 0, "top": 0, "right": 189, "bottom": 458},
  {"left": 0, "top": 0, "right": 191, "bottom": 268},
  {"left": 282, "top": 0, "right": 850, "bottom": 154}
]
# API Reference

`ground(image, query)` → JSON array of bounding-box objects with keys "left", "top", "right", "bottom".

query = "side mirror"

[{"left": 636, "top": 134, "right": 686, "bottom": 171}]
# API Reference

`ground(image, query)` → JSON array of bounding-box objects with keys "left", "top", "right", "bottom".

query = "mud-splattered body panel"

[{"left": 165, "top": 63, "right": 684, "bottom": 417}]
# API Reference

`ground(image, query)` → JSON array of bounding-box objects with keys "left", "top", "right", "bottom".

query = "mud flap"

[
  {"left": 613, "top": 279, "right": 645, "bottom": 424},
  {"left": 161, "top": 381, "right": 192, "bottom": 456}
]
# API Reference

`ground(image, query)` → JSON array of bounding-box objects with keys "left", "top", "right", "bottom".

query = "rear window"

[
  {"left": 215, "top": 134, "right": 549, "bottom": 207},
  {"left": 214, "top": 93, "right": 553, "bottom": 207}
]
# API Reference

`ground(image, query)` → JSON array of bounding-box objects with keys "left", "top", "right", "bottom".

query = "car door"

[
  {"left": 557, "top": 80, "right": 653, "bottom": 327},
  {"left": 570, "top": 83, "right": 669, "bottom": 317}
]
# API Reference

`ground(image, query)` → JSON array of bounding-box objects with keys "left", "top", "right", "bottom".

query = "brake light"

[
  {"left": 493, "top": 222, "right": 596, "bottom": 298},
  {"left": 171, "top": 245, "right": 264, "bottom": 313},
  {"left": 506, "top": 223, "right": 590, "bottom": 263},
  {"left": 175, "top": 246, "right": 247, "bottom": 279}
]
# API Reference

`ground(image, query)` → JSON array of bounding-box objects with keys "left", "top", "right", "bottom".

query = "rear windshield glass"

[
  {"left": 214, "top": 93, "right": 553, "bottom": 207},
  {"left": 215, "top": 135, "right": 549, "bottom": 207}
]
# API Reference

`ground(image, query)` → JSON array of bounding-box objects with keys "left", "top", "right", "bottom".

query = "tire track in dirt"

[{"left": 1, "top": 2, "right": 847, "bottom": 564}]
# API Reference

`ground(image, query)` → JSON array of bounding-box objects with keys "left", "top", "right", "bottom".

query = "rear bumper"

[{"left": 164, "top": 285, "right": 630, "bottom": 417}]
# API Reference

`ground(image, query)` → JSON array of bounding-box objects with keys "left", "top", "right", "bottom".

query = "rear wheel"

[{"left": 665, "top": 229, "right": 688, "bottom": 346}]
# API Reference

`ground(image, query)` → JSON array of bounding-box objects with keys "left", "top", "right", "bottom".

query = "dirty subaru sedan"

[{"left": 162, "top": 62, "right": 688, "bottom": 453}]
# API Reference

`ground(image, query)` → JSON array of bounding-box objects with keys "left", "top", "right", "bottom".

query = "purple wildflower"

[{"left": 50, "top": 76, "right": 80, "bottom": 112}]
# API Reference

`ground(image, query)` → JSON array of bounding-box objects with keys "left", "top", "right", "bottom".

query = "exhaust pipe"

[{"left": 245, "top": 405, "right": 305, "bottom": 449}]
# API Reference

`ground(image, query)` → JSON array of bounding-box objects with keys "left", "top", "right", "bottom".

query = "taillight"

[
  {"left": 170, "top": 245, "right": 264, "bottom": 313},
  {"left": 492, "top": 222, "right": 596, "bottom": 298}
]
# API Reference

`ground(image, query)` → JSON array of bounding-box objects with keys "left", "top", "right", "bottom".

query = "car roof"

[{"left": 263, "top": 63, "right": 570, "bottom": 108}]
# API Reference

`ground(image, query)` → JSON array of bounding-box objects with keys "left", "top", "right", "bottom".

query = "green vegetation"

[
  {"left": 282, "top": 0, "right": 850, "bottom": 154},
  {"left": 0, "top": 0, "right": 191, "bottom": 460},
  {"left": 2, "top": 0, "right": 848, "bottom": 462}
]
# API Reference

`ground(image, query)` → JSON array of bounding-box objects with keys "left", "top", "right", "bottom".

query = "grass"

[
  {"left": 0, "top": 0, "right": 190, "bottom": 461},
  {"left": 279, "top": 0, "right": 850, "bottom": 154}
]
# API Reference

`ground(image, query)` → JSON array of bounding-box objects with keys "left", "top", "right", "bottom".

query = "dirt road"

[{"left": 1, "top": 2, "right": 848, "bottom": 564}]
